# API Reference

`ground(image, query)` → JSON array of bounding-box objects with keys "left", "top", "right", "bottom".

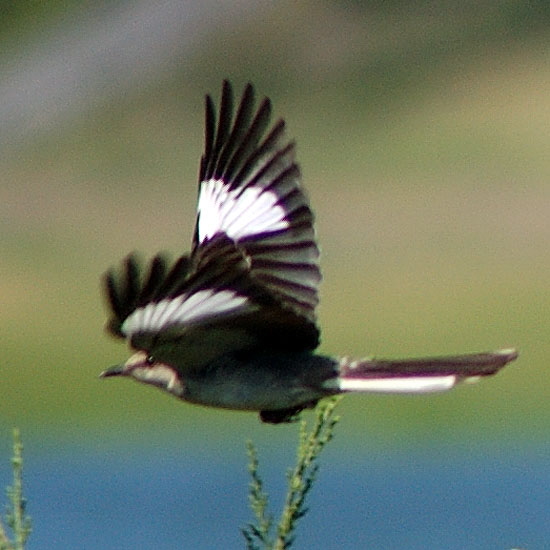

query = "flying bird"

[{"left": 101, "top": 81, "right": 518, "bottom": 423}]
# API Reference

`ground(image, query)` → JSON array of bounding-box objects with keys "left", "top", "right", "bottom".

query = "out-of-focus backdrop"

[{"left": 1, "top": 2, "right": 548, "bottom": 548}]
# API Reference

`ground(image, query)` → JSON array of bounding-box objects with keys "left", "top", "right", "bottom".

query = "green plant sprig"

[
  {"left": 242, "top": 396, "right": 341, "bottom": 550},
  {"left": 0, "top": 429, "right": 31, "bottom": 550}
]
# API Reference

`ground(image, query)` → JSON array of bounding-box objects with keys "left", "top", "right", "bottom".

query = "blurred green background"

[{"left": 1, "top": 0, "right": 548, "bottom": 455}]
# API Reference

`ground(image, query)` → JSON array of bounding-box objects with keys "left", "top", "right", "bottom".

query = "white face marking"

[
  {"left": 121, "top": 289, "right": 253, "bottom": 337},
  {"left": 124, "top": 351, "right": 148, "bottom": 368},
  {"left": 197, "top": 179, "right": 290, "bottom": 243},
  {"left": 334, "top": 375, "right": 458, "bottom": 393},
  {"left": 124, "top": 352, "right": 184, "bottom": 397}
]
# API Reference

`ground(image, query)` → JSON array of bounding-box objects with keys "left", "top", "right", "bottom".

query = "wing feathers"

[
  {"left": 118, "top": 237, "right": 265, "bottom": 339},
  {"left": 200, "top": 96, "right": 216, "bottom": 182},
  {"left": 195, "top": 84, "right": 320, "bottom": 323},
  {"left": 123, "top": 288, "right": 253, "bottom": 337},
  {"left": 138, "top": 255, "right": 168, "bottom": 306},
  {"left": 224, "top": 99, "right": 272, "bottom": 184},
  {"left": 233, "top": 119, "right": 286, "bottom": 187},
  {"left": 106, "top": 81, "right": 320, "bottom": 349},
  {"left": 206, "top": 80, "right": 233, "bottom": 179},
  {"left": 104, "top": 254, "right": 191, "bottom": 338},
  {"left": 215, "top": 85, "right": 256, "bottom": 180},
  {"left": 155, "top": 256, "right": 191, "bottom": 298}
]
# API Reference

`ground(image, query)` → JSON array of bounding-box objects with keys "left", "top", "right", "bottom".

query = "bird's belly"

[
  {"left": 184, "top": 381, "right": 312, "bottom": 411},
  {"left": 181, "top": 352, "right": 337, "bottom": 412}
]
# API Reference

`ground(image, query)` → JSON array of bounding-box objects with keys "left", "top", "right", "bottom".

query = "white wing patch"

[
  {"left": 197, "top": 179, "right": 289, "bottom": 243},
  {"left": 333, "top": 375, "right": 458, "bottom": 393},
  {"left": 121, "top": 288, "right": 254, "bottom": 337}
]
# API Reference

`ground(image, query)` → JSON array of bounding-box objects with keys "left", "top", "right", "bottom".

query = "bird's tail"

[{"left": 331, "top": 348, "right": 518, "bottom": 393}]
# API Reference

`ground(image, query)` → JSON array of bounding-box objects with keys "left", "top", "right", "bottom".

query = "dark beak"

[{"left": 99, "top": 364, "right": 125, "bottom": 378}]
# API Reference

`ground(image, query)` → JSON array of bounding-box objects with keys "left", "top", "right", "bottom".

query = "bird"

[{"left": 100, "top": 80, "right": 518, "bottom": 423}]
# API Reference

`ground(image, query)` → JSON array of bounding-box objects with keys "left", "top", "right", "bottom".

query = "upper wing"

[
  {"left": 103, "top": 81, "right": 321, "bottom": 352},
  {"left": 193, "top": 81, "right": 321, "bottom": 329}
]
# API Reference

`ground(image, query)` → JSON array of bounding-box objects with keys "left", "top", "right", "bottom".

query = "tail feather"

[{"left": 335, "top": 348, "right": 518, "bottom": 394}]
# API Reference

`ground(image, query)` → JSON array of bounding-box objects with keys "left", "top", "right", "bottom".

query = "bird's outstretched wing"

[
  {"left": 193, "top": 81, "right": 320, "bottom": 325},
  {"left": 104, "top": 81, "right": 321, "bottom": 351}
]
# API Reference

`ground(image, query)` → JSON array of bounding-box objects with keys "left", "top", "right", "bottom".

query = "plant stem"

[
  {"left": 242, "top": 397, "right": 341, "bottom": 549},
  {"left": 1, "top": 429, "right": 31, "bottom": 550}
]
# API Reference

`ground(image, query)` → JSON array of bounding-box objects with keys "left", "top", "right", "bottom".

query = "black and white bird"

[{"left": 101, "top": 81, "right": 518, "bottom": 423}]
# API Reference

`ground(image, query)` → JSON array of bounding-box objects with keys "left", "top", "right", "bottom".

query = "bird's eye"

[{"left": 146, "top": 355, "right": 155, "bottom": 365}]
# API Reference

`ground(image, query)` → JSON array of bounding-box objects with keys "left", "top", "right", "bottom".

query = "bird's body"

[
  {"left": 101, "top": 81, "right": 517, "bottom": 423},
  {"left": 171, "top": 351, "right": 337, "bottom": 413}
]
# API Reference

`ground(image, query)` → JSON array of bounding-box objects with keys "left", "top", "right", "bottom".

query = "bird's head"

[{"left": 100, "top": 351, "right": 184, "bottom": 397}]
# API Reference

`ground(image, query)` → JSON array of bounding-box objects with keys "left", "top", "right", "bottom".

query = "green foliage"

[
  {"left": 0, "top": 429, "right": 31, "bottom": 550},
  {"left": 242, "top": 397, "right": 341, "bottom": 549},
  {"left": 243, "top": 441, "right": 273, "bottom": 548}
]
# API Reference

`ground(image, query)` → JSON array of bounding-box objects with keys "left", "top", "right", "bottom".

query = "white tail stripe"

[{"left": 337, "top": 375, "right": 458, "bottom": 393}]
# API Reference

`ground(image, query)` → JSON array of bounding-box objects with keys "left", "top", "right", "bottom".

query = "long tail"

[{"left": 334, "top": 348, "right": 518, "bottom": 393}]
